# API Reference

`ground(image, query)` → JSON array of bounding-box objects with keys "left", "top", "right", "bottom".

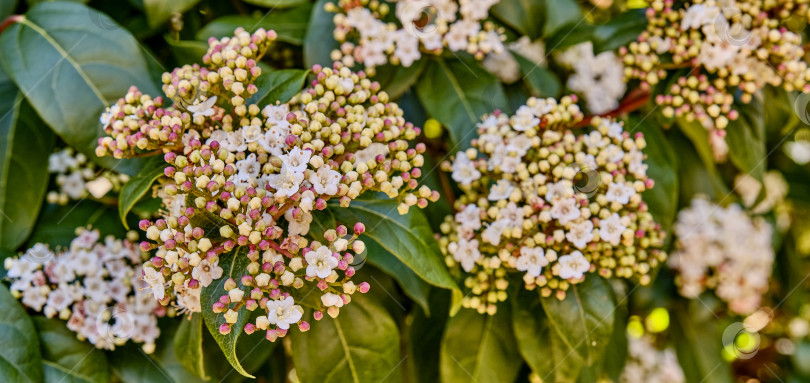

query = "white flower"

[
  {"left": 566, "top": 220, "right": 595, "bottom": 249},
  {"left": 545, "top": 181, "right": 573, "bottom": 202},
  {"left": 267, "top": 164, "right": 304, "bottom": 198},
  {"left": 309, "top": 165, "right": 341, "bottom": 195},
  {"left": 142, "top": 267, "right": 166, "bottom": 300},
  {"left": 235, "top": 154, "right": 261, "bottom": 183},
  {"left": 557, "top": 251, "right": 590, "bottom": 279},
  {"left": 241, "top": 125, "right": 263, "bottom": 142},
  {"left": 498, "top": 202, "right": 524, "bottom": 228},
  {"left": 321, "top": 292, "right": 344, "bottom": 307},
  {"left": 488, "top": 179, "right": 515, "bottom": 201},
  {"left": 280, "top": 147, "right": 312, "bottom": 173},
  {"left": 22, "top": 288, "right": 47, "bottom": 311},
  {"left": 606, "top": 182, "right": 636, "bottom": 205},
  {"left": 451, "top": 153, "right": 481, "bottom": 185},
  {"left": 550, "top": 197, "right": 581, "bottom": 225},
  {"left": 48, "top": 149, "right": 77, "bottom": 173},
  {"left": 599, "top": 213, "right": 627, "bottom": 246},
  {"left": 481, "top": 219, "right": 507, "bottom": 246},
  {"left": 262, "top": 104, "right": 290, "bottom": 122},
  {"left": 451, "top": 238, "right": 481, "bottom": 272},
  {"left": 455, "top": 204, "right": 481, "bottom": 232},
  {"left": 62, "top": 172, "right": 86, "bottom": 199},
  {"left": 191, "top": 260, "right": 224, "bottom": 287},
  {"left": 186, "top": 96, "right": 217, "bottom": 118},
  {"left": 510, "top": 105, "right": 540, "bottom": 131},
  {"left": 354, "top": 143, "right": 390, "bottom": 164},
  {"left": 516, "top": 246, "right": 548, "bottom": 277},
  {"left": 305, "top": 246, "right": 338, "bottom": 279},
  {"left": 266, "top": 296, "right": 303, "bottom": 330},
  {"left": 285, "top": 209, "right": 312, "bottom": 236}
]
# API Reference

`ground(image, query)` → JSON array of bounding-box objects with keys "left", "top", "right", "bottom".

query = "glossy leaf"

[
  {"left": 440, "top": 306, "right": 521, "bottom": 383},
  {"left": 186, "top": 194, "right": 235, "bottom": 242},
  {"left": 676, "top": 117, "right": 717, "bottom": 172},
  {"left": 0, "top": 2, "right": 159, "bottom": 172},
  {"left": 514, "top": 52, "right": 560, "bottom": 98},
  {"left": 491, "top": 0, "right": 545, "bottom": 39},
  {"left": 0, "top": 68, "right": 54, "bottom": 251},
  {"left": 592, "top": 9, "right": 648, "bottom": 53},
  {"left": 165, "top": 35, "right": 208, "bottom": 66},
  {"left": 631, "top": 116, "right": 678, "bottom": 236},
  {"left": 144, "top": 0, "right": 200, "bottom": 28},
  {"left": 109, "top": 344, "right": 174, "bottom": 383},
  {"left": 416, "top": 57, "right": 508, "bottom": 149},
  {"left": 303, "top": 0, "right": 339, "bottom": 68},
  {"left": 0, "top": 0, "right": 16, "bottom": 20},
  {"left": 119, "top": 155, "right": 165, "bottom": 229},
  {"left": 26, "top": 201, "right": 127, "bottom": 249},
  {"left": 726, "top": 96, "right": 766, "bottom": 181},
  {"left": 372, "top": 59, "right": 427, "bottom": 100},
  {"left": 247, "top": 68, "right": 309, "bottom": 107},
  {"left": 290, "top": 294, "right": 402, "bottom": 383},
  {"left": 540, "top": 276, "right": 616, "bottom": 366},
  {"left": 196, "top": 5, "right": 313, "bottom": 45},
  {"left": 200, "top": 246, "right": 255, "bottom": 378},
  {"left": 0, "top": 284, "right": 43, "bottom": 383},
  {"left": 542, "top": 0, "right": 583, "bottom": 37},
  {"left": 242, "top": 0, "right": 309, "bottom": 9},
  {"left": 174, "top": 314, "right": 208, "bottom": 380},
  {"left": 33, "top": 317, "right": 108, "bottom": 383},
  {"left": 671, "top": 303, "right": 734, "bottom": 383},
  {"left": 329, "top": 199, "right": 459, "bottom": 293}
]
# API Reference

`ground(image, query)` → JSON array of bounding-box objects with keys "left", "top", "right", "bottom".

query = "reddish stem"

[
  {"left": 267, "top": 240, "right": 294, "bottom": 258},
  {"left": 574, "top": 88, "right": 651, "bottom": 128},
  {"left": 0, "top": 15, "right": 22, "bottom": 36}
]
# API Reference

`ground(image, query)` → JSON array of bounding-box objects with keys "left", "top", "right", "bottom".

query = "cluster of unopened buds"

[
  {"left": 439, "top": 96, "right": 667, "bottom": 315},
  {"left": 328, "top": 0, "right": 506, "bottom": 70},
  {"left": 46, "top": 148, "right": 129, "bottom": 204},
  {"left": 4, "top": 229, "right": 163, "bottom": 353},
  {"left": 621, "top": 334, "right": 685, "bottom": 383},
  {"left": 668, "top": 197, "right": 774, "bottom": 315},
  {"left": 621, "top": 0, "right": 810, "bottom": 153},
  {"left": 95, "top": 27, "right": 438, "bottom": 341}
]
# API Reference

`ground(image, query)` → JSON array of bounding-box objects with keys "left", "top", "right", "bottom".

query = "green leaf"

[
  {"left": 200, "top": 246, "right": 255, "bottom": 378},
  {"left": 0, "top": 2, "right": 159, "bottom": 172},
  {"left": 119, "top": 155, "right": 166, "bottom": 229},
  {"left": 144, "top": 0, "right": 200, "bottom": 28},
  {"left": 671, "top": 303, "right": 734, "bottom": 383},
  {"left": 0, "top": 0, "right": 17, "bottom": 20},
  {"left": 174, "top": 314, "right": 209, "bottom": 380},
  {"left": 196, "top": 4, "right": 313, "bottom": 46},
  {"left": 329, "top": 199, "right": 458, "bottom": 293},
  {"left": 491, "top": 0, "right": 545, "bottom": 39},
  {"left": 592, "top": 9, "right": 648, "bottom": 53},
  {"left": 0, "top": 284, "right": 43, "bottom": 383},
  {"left": 512, "top": 288, "right": 584, "bottom": 383},
  {"left": 671, "top": 131, "right": 728, "bottom": 202},
  {"left": 540, "top": 276, "right": 616, "bottom": 366},
  {"left": 304, "top": 0, "right": 339, "bottom": 68},
  {"left": 372, "top": 59, "right": 427, "bottom": 100},
  {"left": 290, "top": 294, "right": 402, "bottom": 383},
  {"left": 545, "top": 22, "right": 594, "bottom": 53},
  {"left": 242, "top": 0, "right": 309, "bottom": 9},
  {"left": 631, "top": 116, "right": 678, "bottom": 237},
  {"left": 543, "top": 0, "right": 583, "bottom": 37},
  {"left": 416, "top": 57, "right": 508, "bottom": 149},
  {"left": 0, "top": 68, "right": 55, "bottom": 251},
  {"left": 165, "top": 35, "right": 208, "bottom": 66},
  {"left": 109, "top": 344, "right": 174, "bottom": 383},
  {"left": 676, "top": 117, "right": 717, "bottom": 172},
  {"left": 726, "top": 96, "right": 766, "bottom": 181},
  {"left": 33, "top": 317, "right": 108, "bottom": 383},
  {"left": 26, "top": 201, "right": 126, "bottom": 249},
  {"left": 514, "top": 52, "right": 560, "bottom": 98},
  {"left": 440, "top": 307, "right": 521, "bottom": 383},
  {"left": 186, "top": 194, "right": 235, "bottom": 242},
  {"left": 247, "top": 68, "right": 309, "bottom": 107}
]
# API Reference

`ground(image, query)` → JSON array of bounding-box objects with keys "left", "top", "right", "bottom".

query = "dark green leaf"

[
  {"left": 144, "top": 0, "right": 200, "bottom": 28},
  {"left": 0, "top": 68, "right": 54, "bottom": 251},
  {"left": 26, "top": 202, "right": 126, "bottom": 249},
  {"left": 543, "top": 0, "right": 583, "bottom": 37},
  {"left": 491, "top": 0, "right": 545, "bottom": 39},
  {"left": 540, "top": 276, "right": 616, "bottom": 366},
  {"left": 290, "top": 294, "right": 402, "bottom": 383},
  {"left": 242, "top": 0, "right": 309, "bottom": 9},
  {"left": 676, "top": 117, "right": 717, "bottom": 172},
  {"left": 247, "top": 68, "right": 309, "bottom": 107},
  {"left": 186, "top": 194, "right": 235, "bottom": 242},
  {"left": 200, "top": 246, "right": 255, "bottom": 378},
  {"left": 671, "top": 303, "right": 734, "bottom": 383},
  {"left": 303, "top": 0, "right": 339, "bottom": 68},
  {"left": 174, "top": 314, "right": 208, "bottom": 380},
  {"left": 33, "top": 317, "right": 108, "bottom": 383},
  {"left": 119, "top": 155, "right": 166, "bottom": 229},
  {"left": 372, "top": 59, "right": 427, "bottom": 100},
  {"left": 416, "top": 57, "right": 508, "bottom": 149},
  {"left": 165, "top": 35, "right": 208, "bottom": 66},
  {"left": 763, "top": 85, "right": 801, "bottom": 136},
  {"left": 726, "top": 96, "right": 766, "bottom": 181},
  {"left": 514, "top": 52, "right": 560, "bottom": 98},
  {"left": 329, "top": 199, "right": 459, "bottom": 293},
  {"left": 0, "top": 284, "right": 43, "bottom": 383},
  {"left": 545, "top": 22, "right": 594, "bottom": 53},
  {"left": 196, "top": 5, "right": 313, "bottom": 45},
  {"left": 440, "top": 306, "right": 521, "bottom": 383},
  {"left": 592, "top": 9, "right": 648, "bottom": 53},
  {"left": 109, "top": 344, "right": 174, "bottom": 383},
  {"left": 0, "top": 0, "right": 17, "bottom": 19},
  {"left": 0, "top": 2, "right": 159, "bottom": 172},
  {"left": 631, "top": 116, "right": 678, "bottom": 237}
]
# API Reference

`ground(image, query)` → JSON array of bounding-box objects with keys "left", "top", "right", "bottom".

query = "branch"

[{"left": 574, "top": 88, "right": 651, "bottom": 128}]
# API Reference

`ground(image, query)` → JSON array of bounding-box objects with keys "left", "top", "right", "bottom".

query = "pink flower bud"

[
  {"left": 358, "top": 282, "right": 370, "bottom": 293},
  {"left": 224, "top": 278, "right": 237, "bottom": 291},
  {"left": 219, "top": 324, "right": 231, "bottom": 335},
  {"left": 317, "top": 280, "right": 328, "bottom": 291},
  {"left": 244, "top": 323, "right": 256, "bottom": 334},
  {"left": 313, "top": 311, "right": 324, "bottom": 321},
  {"left": 266, "top": 329, "right": 278, "bottom": 342},
  {"left": 298, "top": 321, "right": 310, "bottom": 332},
  {"left": 212, "top": 302, "right": 225, "bottom": 313}
]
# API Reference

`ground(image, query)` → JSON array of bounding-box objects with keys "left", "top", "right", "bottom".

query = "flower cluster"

[
  {"left": 95, "top": 28, "right": 438, "bottom": 341},
  {"left": 483, "top": 36, "right": 546, "bottom": 84},
  {"left": 46, "top": 148, "right": 129, "bottom": 204},
  {"left": 4, "top": 229, "right": 162, "bottom": 352},
  {"left": 621, "top": 0, "right": 810, "bottom": 153},
  {"left": 668, "top": 197, "right": 774, "bottom": 315},
  {"left": 439, "top": 96, "right": 667, "bottom": 314},
  {"left": 621, "top": 335, "right": 685, "bottom": 383},
  {"left": 328, "top": 0, "right": 506, "bottom": 70},
  {"left": 557, "top": 42, "right": 627, "bottom": 115}
]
